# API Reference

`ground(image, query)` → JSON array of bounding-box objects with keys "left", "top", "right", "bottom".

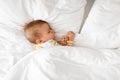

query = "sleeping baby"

[{"left": 24, "top": 20, "right": 75, "bottom": 49}]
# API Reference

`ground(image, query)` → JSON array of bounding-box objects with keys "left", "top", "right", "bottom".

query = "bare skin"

[
  {"left": 25, "top": 22, "right": 75, "bottom": 45},
  {"left": 33, "top": 23, "right": 75, "bottom": 46},
  {"left": 61, "top": 31, "right": 75, "bottom": 46}
]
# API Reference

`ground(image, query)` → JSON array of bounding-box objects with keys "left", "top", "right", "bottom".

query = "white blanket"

[
  {"left": 1, "top": 0, "right": 120, "bottom": 80},
  {"left": 4, "top": 47, "right": 120, "bottom": 80},
  {"left": 0, "top": 0, "right": 86, "bottom": 79}
]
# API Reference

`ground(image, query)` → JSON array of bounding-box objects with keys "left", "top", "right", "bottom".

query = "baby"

[{"left": 24, "top": 20, "right": 75, "bottom": 49}]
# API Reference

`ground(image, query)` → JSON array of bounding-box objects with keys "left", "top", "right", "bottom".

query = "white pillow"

[
  {"left": 79, "top": 0, "right": 120, "bottom": 48},
  {"left": 0, "top": 0, "right": 34, "bottom": 52},
  {"left": 0, "top": 0, "right": 34, "bottom": 32},
  {"left": 0, "top": 0, "right": 86, "bottom": 39},
  {"left": 32, "top": 0, "right": 86, "bottom": 40},
  {"left": 0, "top": 0, "right": 87, "bottom": 54}
]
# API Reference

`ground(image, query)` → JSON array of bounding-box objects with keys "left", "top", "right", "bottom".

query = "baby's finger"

[{"left": 64, "top": 36, "right": 69, "bottom": 41}]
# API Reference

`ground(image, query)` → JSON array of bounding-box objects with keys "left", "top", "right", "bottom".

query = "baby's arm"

[{"left": 60, "top": 31, "right": 75, "bottom": 46}]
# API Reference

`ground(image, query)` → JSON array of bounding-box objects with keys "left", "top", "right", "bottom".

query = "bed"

[{"left": 1, "top": 0, "right": 120, "bottom": 80}]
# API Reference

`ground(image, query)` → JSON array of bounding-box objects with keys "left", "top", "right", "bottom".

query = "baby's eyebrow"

[{"left": 49, "top": 27, "right": 52, "bottom": 30}]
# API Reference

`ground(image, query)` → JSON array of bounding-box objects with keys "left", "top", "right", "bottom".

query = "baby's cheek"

[
  {"left": 49, "top": 35, "right": 53, "bottom": 38},
  {"left": 49, "top": 34, "right": 54, "bottom": 38}
]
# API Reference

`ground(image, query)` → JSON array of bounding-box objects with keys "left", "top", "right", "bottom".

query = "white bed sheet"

[
  {"left": 79, "top": 0, "right": 120, "bottom": 48},
  {"left": 1, "top": 0, "right": 120, "bottom": 80},
  {"left": 4, "top": 47, "right": 120, "bottom": 80},
  {"left": 0, "top": 0, "right": 86, "bottom": 79},
  {"left": 0, "top": 0, "right": 86, "bottom": 40}
]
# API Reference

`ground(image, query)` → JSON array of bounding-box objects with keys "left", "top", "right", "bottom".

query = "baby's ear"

[{"left": 36, "top": 39, "right": 43, "bottom": 44}]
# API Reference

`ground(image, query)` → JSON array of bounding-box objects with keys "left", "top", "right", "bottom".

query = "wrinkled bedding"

[
  {"left": 4, "top": 47, "right": 120, "bottom": 80},
  {"left": 1, "top": 0, "right": 120, "bottom": 80},
  {"left": 0, "top": 0, "right": 86, "bottom": 79},
  {"left": 79, "top": 0, "right": 120, "bottom": 48}
]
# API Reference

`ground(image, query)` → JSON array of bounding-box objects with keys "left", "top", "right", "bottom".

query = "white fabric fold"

[{"left": 4, "top": 47, "right": 120, "bottom": 80}]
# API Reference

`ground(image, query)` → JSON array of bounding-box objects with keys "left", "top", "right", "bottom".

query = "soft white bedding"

[
  {"left": 4, "top": 47, "right": 120, "bottom": 80},
  {"left": 1, "top": 0, "right": 120, "bottom": 80},
  {"left": 79, "top": 0, "right": 120, "bottom": 48},
  {"left": 0, "top": 0, "right": 87, "bottom": 79}
]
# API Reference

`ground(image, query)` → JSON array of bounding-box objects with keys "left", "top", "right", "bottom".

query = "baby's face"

[{"left": 36, "top": 23, "right": 55, "bottom": 44}]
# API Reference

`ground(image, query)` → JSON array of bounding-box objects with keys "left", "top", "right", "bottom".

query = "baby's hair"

[{"left": 24, "top": 20, "right": 50, "bottom": 44}]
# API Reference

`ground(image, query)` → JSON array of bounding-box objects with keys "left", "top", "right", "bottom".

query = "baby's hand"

[
  {"left": 67, "top": 31, "right": 75, "bottom": 41},
  {"left": 60, "top": 31, "right": 75, "bottom": 46},
  {"left": 60, "top": 36, "right": 69, "bottom": 46}
]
